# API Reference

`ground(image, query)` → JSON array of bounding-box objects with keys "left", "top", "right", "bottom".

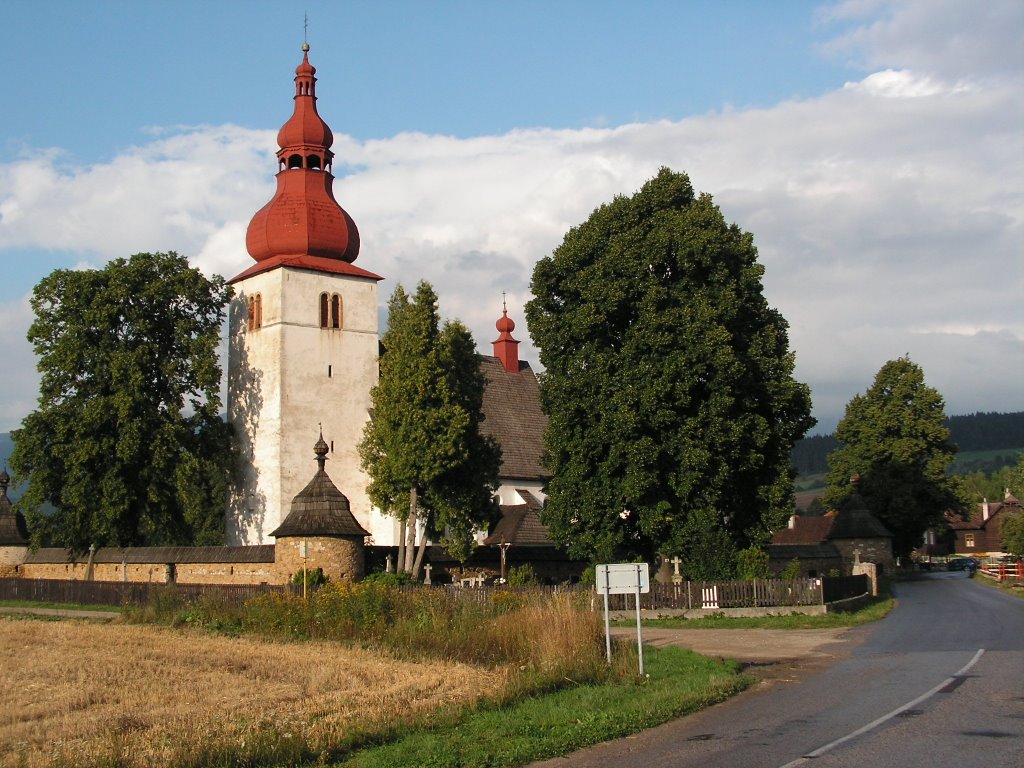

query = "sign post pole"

[
  {"left": 603, "top": 588, "right": 612, "bottom": 665},
  {"left": 596, "top": 562, "right": 650, "bottom": 674},
  {"left": 635, "top": 563, "right": 644, "bottom": 676}
]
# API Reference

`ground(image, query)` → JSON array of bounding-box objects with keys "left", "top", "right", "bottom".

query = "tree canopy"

[
  {"left": 10, "top": 252, "right": 236, "bottom": 552},
  {"left": 359, "top": 282, "right": 500, "bottom": 572},
  {"left": 824, "top": 356, "right": 968, "bottom": 559},
  {"left": 525, "top": 168, "right": 814, "bottom": 572},
  {"left": 1001, "top": 509, "right": 1024, "bottom": 560}
]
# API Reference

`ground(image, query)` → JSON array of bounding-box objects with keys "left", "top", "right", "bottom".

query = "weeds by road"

[{"left": 633, "top": 596, "right": 894, "bottom": 630}]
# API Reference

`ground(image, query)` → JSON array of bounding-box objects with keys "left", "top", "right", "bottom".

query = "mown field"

[{"left": 0, "top": 617, "right": 505, "bottom": 768}]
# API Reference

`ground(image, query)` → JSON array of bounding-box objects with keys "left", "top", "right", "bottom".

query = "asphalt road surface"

[{"left": 532, "top": 573, "right": 1024, "bottom": 768}]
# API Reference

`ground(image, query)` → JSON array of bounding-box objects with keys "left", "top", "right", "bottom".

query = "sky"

[{"left": 0, "top": 0, "right": 1022, "bottom": 439}]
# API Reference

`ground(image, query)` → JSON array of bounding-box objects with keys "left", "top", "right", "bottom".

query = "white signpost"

[{"left": 596, "top": 562, "right": 650, "bottom": 675}]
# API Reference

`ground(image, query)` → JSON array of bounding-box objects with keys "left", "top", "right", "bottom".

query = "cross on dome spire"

[
  {"left": 242, "top": 43, "right": 363, "bottom": 270},
  {"left": 493, "top": 297, "right": 521, "bottom": 373}
]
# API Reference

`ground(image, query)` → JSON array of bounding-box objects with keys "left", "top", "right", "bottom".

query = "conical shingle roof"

[{"left": 270, "top": 434, "right": 369, "bottom": 539}]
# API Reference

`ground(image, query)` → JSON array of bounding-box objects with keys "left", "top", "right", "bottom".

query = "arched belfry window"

[
  {"left": 288, "top": 154, "right": 303, "bottom": 169},
  {"left": 248, "top": 293, "right": 262, "bottom": 331},
  {"left": 320, "top": 292, "right": 342, "bottom": 329},
  {"left": 307, "top": 154, "right": 321, "bottom": 170},
  {"left": 331, "top": 294, "right": 342, "bottom": 328}
]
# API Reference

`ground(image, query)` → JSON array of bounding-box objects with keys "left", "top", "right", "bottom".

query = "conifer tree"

[{"left": 359, "top": 283, "right": 499, "bottom": 575}]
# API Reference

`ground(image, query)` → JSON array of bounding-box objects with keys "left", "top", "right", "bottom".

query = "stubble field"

[{"left": 0, "top": 617, "right": 504, "bottom": 767}]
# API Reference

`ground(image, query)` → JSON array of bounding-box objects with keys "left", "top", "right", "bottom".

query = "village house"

[
  {"left": 944, "top": 492, "right": 1020, "bottom": 559},
  {"left": 767, "top": 475, "right": 894, "bottom": 578}
]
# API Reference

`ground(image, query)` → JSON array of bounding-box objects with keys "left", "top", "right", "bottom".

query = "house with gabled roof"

[
  {"left": 945, "top": 493, "right": 1020, "bottom": 558},
  {"left": 767, "top": 475, "right": 894, "bottom": 576}
]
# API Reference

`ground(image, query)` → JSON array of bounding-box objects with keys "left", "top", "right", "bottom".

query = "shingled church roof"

[
  {"left": 483, "top": 489, "right": 557, "bottom": 547},
  {"left": 270, "top": 433, "right": 370, "bottom": 539},
  {"left": 479, "top": 356, "right": 548, "bottom": 481}
]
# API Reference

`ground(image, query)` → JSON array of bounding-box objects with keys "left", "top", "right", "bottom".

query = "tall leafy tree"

[
  {"left": 824, "top": 356, "right": 968, "bottom": 559},
  {"left": 359, "top": 282, "right": 500, "bottom": 576},
  {"left": 1001, "top": 509, "right": 1024, "bottom": 560},
  {"left": 526, "top": 168, "right": 814, "bottom": 571},
  {"left": 10, "top": 252, "right": 236, "bottom": 552}
]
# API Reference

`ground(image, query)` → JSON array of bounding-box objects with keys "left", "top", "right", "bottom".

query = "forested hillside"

[{"left": 792, "top": 411, "right": 1024, "bottom": 477}]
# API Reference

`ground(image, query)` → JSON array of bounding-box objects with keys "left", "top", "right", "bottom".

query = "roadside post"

[{"left": 596, "top": 562, "right": 651, "bottom": 676}]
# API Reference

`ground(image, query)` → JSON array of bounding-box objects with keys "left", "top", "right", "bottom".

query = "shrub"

[
  {"left": 736, "top": 546, "right": 771, "bottom": 579},
  {"left": 290, "top": 567, "right": 329, "bottom": 589},
  {"left": 362, "top": 570, "right": 415, "bottom": 586},
  {"left": 781, "top": 558, "right": 802, "bottom": 580},
  {"left": 507, "top": 563, "right": 538, "bottom": 587}
]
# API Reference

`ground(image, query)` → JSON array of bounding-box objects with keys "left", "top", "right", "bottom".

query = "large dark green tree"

[
  {"left": 10, "top": 252, "right": 236, "bottom": 552},
  {"left": 526, "top": 168, "right": 814, "bottom": 572},
  {"left": 824, "top": 356, "right": 968, "bottom": 559},
  {"left": 359, "top": 282, "right": 500, "bottom": 575}
]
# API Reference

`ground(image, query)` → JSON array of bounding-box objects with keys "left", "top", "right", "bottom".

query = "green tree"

[
  {"left": 526, "top": 168, "right": 814, "bottom": 568},
  {"left": 824, "top": 356, "right": 968, "bottom": 560},
  {"left": 359, "top": 282, "right": 500, "bottom": 576},
  {"left": 10, "top": 252, "right": 235, "bottom": 552},
  {"left": 1000, "top": 510, "right": 1024, "bottom": 560},
  {"left": 735, "top": 545, "right": 770, "bottom": 580}
]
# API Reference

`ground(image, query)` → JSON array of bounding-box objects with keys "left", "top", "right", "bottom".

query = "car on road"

[{"left": 947, "top": 557, "right": 981, "bottom": 571}]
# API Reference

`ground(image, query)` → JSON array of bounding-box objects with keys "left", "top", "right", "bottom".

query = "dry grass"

[{"left": 0, "top": 617, "right": 505, "bottom": 768}]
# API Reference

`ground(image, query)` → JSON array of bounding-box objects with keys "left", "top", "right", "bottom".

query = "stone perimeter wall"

[{"left": 1, "top": 537, "right": 365, "bottom": 586}]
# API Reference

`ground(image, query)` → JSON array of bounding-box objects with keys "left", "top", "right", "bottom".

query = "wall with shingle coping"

[{"left": 18, "top": 560, "right": 281, "bottom": 585}]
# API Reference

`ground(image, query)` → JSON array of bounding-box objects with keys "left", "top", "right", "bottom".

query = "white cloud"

[
  {"left": 0, "top": 1, "right": 1022, "bottom": 435},
  {"left": 820, "top": 0, "right": 1024, "bottom": 80}
]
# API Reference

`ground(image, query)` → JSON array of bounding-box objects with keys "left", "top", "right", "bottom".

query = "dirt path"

[{"left": 612, "top": 626, "right": 857, "bottom": 662}]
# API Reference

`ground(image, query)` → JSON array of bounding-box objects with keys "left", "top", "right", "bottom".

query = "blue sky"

[{"left": 1, "top": 0, "right": 1022, "bottom": 438}]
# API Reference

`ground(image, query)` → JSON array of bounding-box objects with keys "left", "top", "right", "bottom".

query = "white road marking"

[{"left": 778, "top": 648, "right": 985, "bottom": 768}]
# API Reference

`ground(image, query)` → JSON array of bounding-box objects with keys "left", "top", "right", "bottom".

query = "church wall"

[
  {"left": 227, "top": 268, "right": 379, "bottom": 545},
  {"left": 494, "top": 483, "right": 546, "bottom": 507},
  {"left": 228, "top": 270, "right": 285, "bottom": 545},
  {"left": 0, "top": 546, "right": 27, "bottom": 577}
]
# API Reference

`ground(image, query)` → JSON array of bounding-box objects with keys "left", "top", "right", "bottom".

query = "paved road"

[{"left": 533, "top": 573, "right": 1024, "bottom": 768}]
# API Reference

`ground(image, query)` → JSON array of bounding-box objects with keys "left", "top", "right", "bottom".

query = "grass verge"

[
  {"left": 0, "top": 598, "right": 121, "bottom": 612},
  {"left": 974, "top": 574, "right": 1024, "bottom": 599},
  {"left": 630, "top": 596, "right": 894, "bottom": 630},
  {"left": 337, "top": 646, "right": 750, "bottom": 768}
]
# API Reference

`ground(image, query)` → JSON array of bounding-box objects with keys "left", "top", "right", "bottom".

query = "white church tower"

[{"left": 226, "top": 44, "right": 382, "bottom": 544}]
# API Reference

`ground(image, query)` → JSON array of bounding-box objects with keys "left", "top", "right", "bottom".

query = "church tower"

[{"left": 226, "top": 44, "right": 382, "bottom": 544}]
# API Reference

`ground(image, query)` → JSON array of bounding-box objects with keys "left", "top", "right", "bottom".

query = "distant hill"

[{"left": 792, "top": 411, "right": 1024, "bottom": 478}]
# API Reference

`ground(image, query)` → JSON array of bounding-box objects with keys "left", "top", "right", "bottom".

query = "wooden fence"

[
  {"left": 394, "top": 577, "right": 868, "bottom": 610},
  {"left": 0, "top": 578, "right": 299, "bottom": 608},
  {"left": 980, "top": 562, "right": 1024, "bottom": 582},
  {"left": 0, "top": 574, "right": 869, "bottom": 611}
]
